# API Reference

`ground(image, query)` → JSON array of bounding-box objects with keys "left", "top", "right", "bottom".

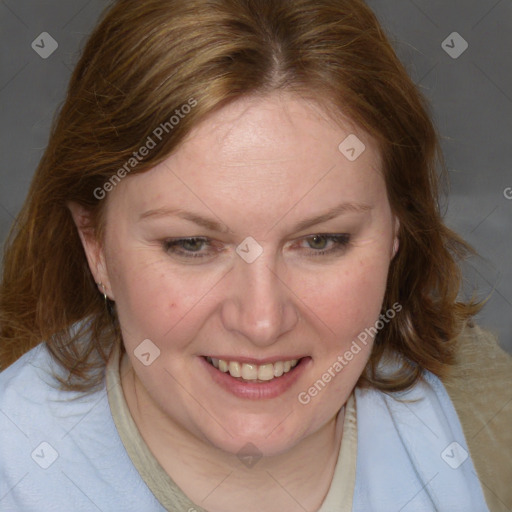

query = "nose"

[{"left": 220, "top": 254, "right": 299, "bottom": 347}]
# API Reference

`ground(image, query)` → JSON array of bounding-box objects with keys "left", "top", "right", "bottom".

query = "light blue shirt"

[{"left": 0, "top": 344, "right": 166, "bottom": 511}]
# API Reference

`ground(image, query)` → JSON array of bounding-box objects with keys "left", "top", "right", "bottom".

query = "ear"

[
  {"left": 391, "top": 217, "right": 400, "bottom": 259},
  {"left": 67, "top": 201, "right": 114, "bottom": 300}
]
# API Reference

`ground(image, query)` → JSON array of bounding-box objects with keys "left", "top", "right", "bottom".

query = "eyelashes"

[
  {"left": 162, "top": 237, "right": 216, "bottom": 259},
  {"left": 296, "top": 234, "right": 350, "bottom": 256},
  {"left": 162, "top": 234, "right": 351, "bottom": 261}
]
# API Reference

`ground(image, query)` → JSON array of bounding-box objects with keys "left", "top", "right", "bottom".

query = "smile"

[{"left": 206, "top": 356, "right": 300, "bottom": 382}]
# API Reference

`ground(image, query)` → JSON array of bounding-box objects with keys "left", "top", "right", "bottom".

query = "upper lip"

[{"left": 204, "top": 355, "right": 307, "bottom": 365}]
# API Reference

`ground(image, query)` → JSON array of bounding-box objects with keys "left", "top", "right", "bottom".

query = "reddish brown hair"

[{"left": 0, "top": 0, "right": 480, "bottom": 391}]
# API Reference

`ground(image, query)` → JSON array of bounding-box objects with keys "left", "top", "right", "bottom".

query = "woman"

[{"left": 0, "top": 0, "right": 510, "bottom": 511}]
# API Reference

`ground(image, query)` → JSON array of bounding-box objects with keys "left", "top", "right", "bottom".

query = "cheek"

[
  {"left": 295, "top": 256, "right": 388, "bottom": 412},
  {"left": 105, "top": 250, "right": 181, "bottom": 337},
  {"left": 107, "top": 248, "right": 224, "bottom": 351},
  {"left": 294, "top": 254, "right": 390, "bottom": 341}
]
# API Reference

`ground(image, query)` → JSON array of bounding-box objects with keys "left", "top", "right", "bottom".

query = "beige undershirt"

[{"left": 106, "top": 345, "right": 358, "bottom": 512}]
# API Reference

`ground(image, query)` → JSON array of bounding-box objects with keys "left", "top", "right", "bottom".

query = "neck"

[{"left": 121, "top": 358, "right": 345, "bottom": 512}]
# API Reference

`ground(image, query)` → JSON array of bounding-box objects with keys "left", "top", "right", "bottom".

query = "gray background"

[{"left": 0, "top": 0, "right": 511, "bottom": 353}]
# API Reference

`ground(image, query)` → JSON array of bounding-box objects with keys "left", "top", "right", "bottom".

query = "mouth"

[{"left": 205, "top": 356, "right": 303, "bottom": 383}]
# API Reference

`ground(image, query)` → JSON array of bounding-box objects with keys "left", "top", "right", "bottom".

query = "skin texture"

[{"left": 70, "top": 91, "right": 399, "bottom": 512}]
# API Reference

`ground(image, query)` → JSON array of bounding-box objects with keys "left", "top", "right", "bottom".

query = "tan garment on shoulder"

[{"left": 441, "top": 323, "right": 512, "bottom": 512}]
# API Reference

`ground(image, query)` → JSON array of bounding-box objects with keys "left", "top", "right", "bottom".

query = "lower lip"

[{"left": 200, "top": 357, "right": 310, "bottom": 400}]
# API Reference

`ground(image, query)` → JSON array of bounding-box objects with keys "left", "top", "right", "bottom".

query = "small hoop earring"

[
  {"left": 97, "top": 282, "right": 108, "bottom": 302},
  {"left": 97, "top": 282, "right": 116, "bottom": 321}
]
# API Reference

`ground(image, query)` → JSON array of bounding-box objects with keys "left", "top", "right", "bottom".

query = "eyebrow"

[
  {"left": 138, "top": 207, "right": 230, "bottom": 233},
  {"left": 290, "top": 202, "right": 372, "bottom": 233},
  {"left": 138, "top": 201, "right": 372, "bottom": 234}
]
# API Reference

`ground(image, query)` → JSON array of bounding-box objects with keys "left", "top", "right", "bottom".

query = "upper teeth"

[{"left": 207, "top": 357, "right": 299, "bottom": 381}]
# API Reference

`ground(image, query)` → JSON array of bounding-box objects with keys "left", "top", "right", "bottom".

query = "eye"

[
  {"left": 178, "top": 238, "right": 207, "bottom": 252},
  {"left": 162, "top": 237, "right": 217, "bottom": 259},
  {"left": 298, "top": 234, "right": 351, "bottom": 256},
  {"left": 306, "top": 235, "right": 330, "bottom": 250}
]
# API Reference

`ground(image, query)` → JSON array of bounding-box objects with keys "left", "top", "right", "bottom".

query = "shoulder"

[
  {"left": 0, "top": 343, "right": 65, "bottom": 420},
  {"left": 0, "top": 343, "right": 165, "bottom": 511},
  {"left": 442, "top": 322, "right": 512, "bottom": 511},
  {"left": 442, "top": 322, "right": 512, "bottom": 423},
  {"left": 0, "top": 343, "right": 100, "bottom": 430},
  {"left": 448, "top": 322, "right": 512, "bottom": 375}
]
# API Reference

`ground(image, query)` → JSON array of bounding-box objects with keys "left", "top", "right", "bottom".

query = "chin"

[{"left": 195, "top": 411, "right": 316, "bottom": 459}]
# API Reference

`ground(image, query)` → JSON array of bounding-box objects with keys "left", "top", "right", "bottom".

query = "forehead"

[
  {"left": 108, "top": 92, "right": 385, "bottom": 225},
  {"left": 176, "top": 92, "right": 380, "bottom": 174}
]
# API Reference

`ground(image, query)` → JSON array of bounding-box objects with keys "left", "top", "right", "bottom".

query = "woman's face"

[{"left": 88, "top": 92, "right": 398, "bottom": 456}]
